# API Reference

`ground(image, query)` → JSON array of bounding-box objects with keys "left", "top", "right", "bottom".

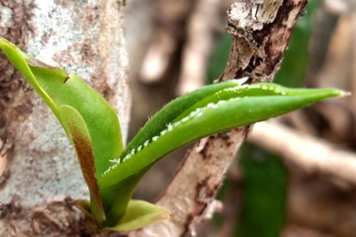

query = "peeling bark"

[{"left": 0, "top": 0, "right": 130, "bottom": 236}]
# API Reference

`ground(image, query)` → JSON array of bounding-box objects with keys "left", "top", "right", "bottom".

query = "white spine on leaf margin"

[{"left": 102, "top": 78, "right": 297, "bottom": 178}]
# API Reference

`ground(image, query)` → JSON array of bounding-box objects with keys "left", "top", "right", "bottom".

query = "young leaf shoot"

[{"left": 0, "top": 38, "right": 347, "bottom": 230}]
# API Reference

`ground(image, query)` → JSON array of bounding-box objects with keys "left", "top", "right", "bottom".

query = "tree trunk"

[{"left": 0, "top": 0, "right": 130, "bottom": 236}]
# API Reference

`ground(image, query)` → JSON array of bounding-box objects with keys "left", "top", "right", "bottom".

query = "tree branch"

[
  {"left": 176, "top": 0, "right": 220, "bottom": 95},
  {"left": 129, "top": 1, "right": 308, "bottom": 236},
  {"left": 249, "top": 121, "right": 356, "bottom": 236}
]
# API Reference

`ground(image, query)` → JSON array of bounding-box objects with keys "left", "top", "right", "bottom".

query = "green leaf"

[
  {"left": 0, "top": 38, "right": 123, "bottom": 178},
  {"left": 120, "top": 77, "right": 249, "bottom": 166},
  {"left": 235, "top": 143, "right": 288, "bottom": 237},
  {"left": 0, "top": 38, "right": 123, "bottom": 221},
  {"left": 95, "top": 78, "right": 251, "bottom": 224},
  {"left": 99, "top": 168, "right": 151, "bottom": 227},
  {"left": 58, "top": 105, "right": 105, "bottom": 223},
  {"left": 94, "top": 79, "right": 249, "bottom": 224},
  {"left": 1, "top": 38, "right": 346, "bottom": 231},
  {"left": 99, "top": 83, "right": 345, "bottom": 188},
  {"left": 105, "top": 200, "right": 170, "bottom": 232}
]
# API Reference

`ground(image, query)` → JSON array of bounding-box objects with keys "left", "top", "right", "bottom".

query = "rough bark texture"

[
  {"left": 129, "top": 1, "right": 308, "bottom": 237},
  {"left": 0, "top": 0, "right": 130, "bottom": 236}
]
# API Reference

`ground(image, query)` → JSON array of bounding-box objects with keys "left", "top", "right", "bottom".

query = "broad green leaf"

[
  {"left": 105, "top": 200, "right": 170, "bottom": 232},
  {"left": 0, "top": 38, "right": 123, "bottom": 220},
  {"left": 0, "top": 38, "right": 123, "bottom": 178},
  {"left": 99, "top": 83, "right": 345, "bottom": 188}
]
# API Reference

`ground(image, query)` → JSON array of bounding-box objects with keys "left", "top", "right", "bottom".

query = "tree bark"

[{"left": 0, "top": 0, "right": 130, "bottom": 236}]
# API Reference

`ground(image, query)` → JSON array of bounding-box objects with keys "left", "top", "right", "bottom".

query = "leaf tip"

[{"left": 340, "top": 91, "right": 352, "bottom": 97}]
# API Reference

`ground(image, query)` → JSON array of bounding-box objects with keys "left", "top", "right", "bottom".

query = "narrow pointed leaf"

[
  {"left": 99, "top": 84, "right": 345, "bottom": 188},
  {"left": 58, "top": 105, "right": 105, "bottom": 223},
  {"left": 121, "top": 77, "right": 249, "bottom": 163}
]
